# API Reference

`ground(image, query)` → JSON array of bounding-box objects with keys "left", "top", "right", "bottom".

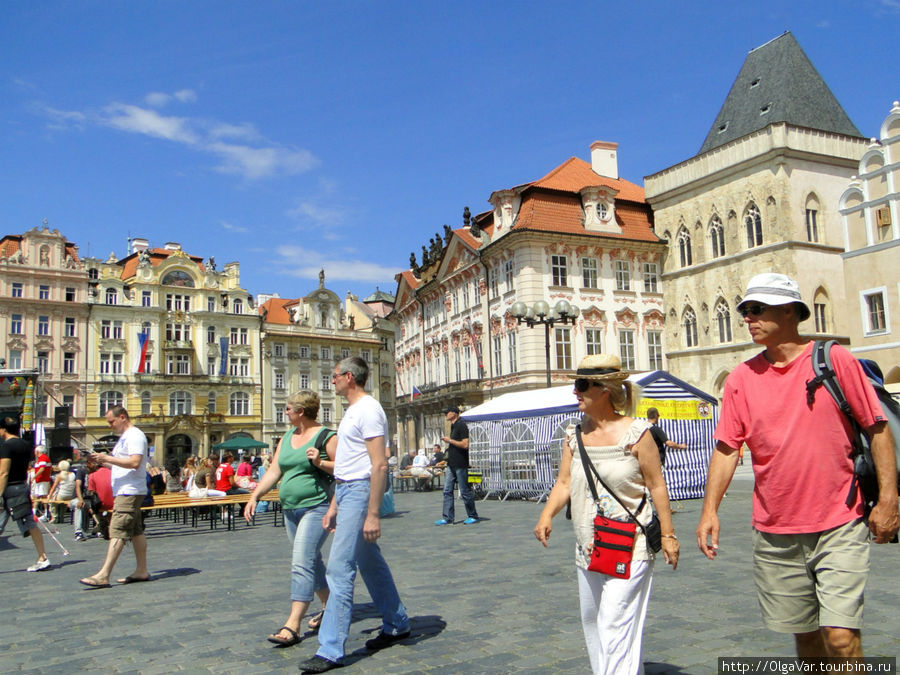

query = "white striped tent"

[{"left": 461, "top": 372, "right": 717, "bottom": 501}]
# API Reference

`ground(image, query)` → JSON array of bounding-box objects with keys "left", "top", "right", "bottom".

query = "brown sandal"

[{"left": 307, "top": 609, "right": 325, "bottom": 632}]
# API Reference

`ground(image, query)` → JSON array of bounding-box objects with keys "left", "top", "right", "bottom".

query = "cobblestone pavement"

[{"left": 2, "top": 468, "right": 898, "bottom": 674}]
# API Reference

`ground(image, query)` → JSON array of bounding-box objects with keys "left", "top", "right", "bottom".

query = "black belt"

[{"left": 334, "top": 477, "right": 370, "bottom": 484}]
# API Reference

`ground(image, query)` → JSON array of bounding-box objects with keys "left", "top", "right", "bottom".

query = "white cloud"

[
  {"left": 208, "top": 121, "right": 262, "bottom": 142},
  {"left": 287, "top": 201, "right": 345, "bottom": 228},
  {"left": 145, "top": 89, "right": 197, "bottom": 107},
  {"left": 174, "top": 89, "right": 197, "bottom": 103},
  {"left": 144, "top": 91, "right": 171, "bottom": 107},
  {"left": 274, "top": 245, "right": 402, "bottom": 284},
  {"left": 37, "top": 94, "right": 319, "bottom": 180},
  {"left": 38, "top": 104, "right": 87, "bottom": 130},
  {"left": 103, "top": 103, "right": 199, "bottom": 144},
  {"left": 208, "top": 141, "right": 318, "bottom": 179},
  {"left": 221, "top": 221, "right": 249, "bottom": 233}
]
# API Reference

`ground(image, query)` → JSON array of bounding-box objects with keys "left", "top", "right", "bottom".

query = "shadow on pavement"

[
  {"left": 345, "top": 614, "right": 447, "bottom": 666},
  {"left": 646, "top": 662, "right": 693, "bottom": 674},
  {"left": 151, "top": 566, "right": 201, "bottom": 580}
]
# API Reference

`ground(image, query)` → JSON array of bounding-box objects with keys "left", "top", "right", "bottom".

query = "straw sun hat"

[{"left": 568, "top": 354, "right": 630, "bottom": 382}]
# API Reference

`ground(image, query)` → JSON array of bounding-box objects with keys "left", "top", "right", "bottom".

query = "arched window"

[
  {"left": 714, "top": 299, "right": 732, "bottom": 343},
  {"left": 169, "top": 390, "right": 192, "bottom": 415},
  {"left": 99, "top": 390, "right": 123, "bottom": 414},
  {"left": 805, "top": 194, "right": 820, "bottom": 243},
  {"left": 709, "top": 216, "right": 725, "bottom": 258},
  {"left": 745, "top": 203, "right": 762, "bottom": 248},
  {"left": 813, "top": 287, "right": 829, "bottom": 333},
  {"left": 161, "top": 270, "right": 195, "bottom": 287},
  {"left": 230, "top": 392, "right": 250, "bottom": 416},
  {"left": 677, "top": 226, "right": 692, "bottom": 267},
  {"left": 683, "top": 307, "right": 698, "bottom": 348},
  {"left": 232, "top": 299, "right": 244, "bottom": 315},
  {"left": 140, "top": 391, "right": 152, "bottom": 415}
]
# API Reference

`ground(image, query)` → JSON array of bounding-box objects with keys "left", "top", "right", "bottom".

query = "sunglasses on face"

[
  {"left": 739, "top": 304, "right": 770, "bottom": 318},
  {"left": 574, "top": 379, "right": 603, "bottom": 393}
]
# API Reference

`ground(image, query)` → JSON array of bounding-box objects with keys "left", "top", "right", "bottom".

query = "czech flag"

[
  {"left": 133, "top": 331, "right": 150, "bottom": 373},
  {"left": 410, "top": 385, "right": 421, "bottom": 402}
]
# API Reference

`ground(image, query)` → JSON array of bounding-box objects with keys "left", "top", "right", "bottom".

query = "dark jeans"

[{"left": 442, "top": 467, "right": 478, "bottom": 521}]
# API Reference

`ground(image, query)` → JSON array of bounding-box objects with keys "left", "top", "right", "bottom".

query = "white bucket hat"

[{"left": 738, "top": 273, "right": 810, "bottom": 321}]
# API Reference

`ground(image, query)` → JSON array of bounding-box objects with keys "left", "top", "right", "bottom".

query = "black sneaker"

[
  {"left": 298, "top": 655, "right": 343, "bottom": 673},
  {"left": 364, "top": 630, "right": 411, "bottom": 650}
]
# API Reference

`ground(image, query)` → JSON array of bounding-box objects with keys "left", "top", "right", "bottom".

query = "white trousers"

[{"left": 576, "top": 559, "right": 654, "bottom": 675}]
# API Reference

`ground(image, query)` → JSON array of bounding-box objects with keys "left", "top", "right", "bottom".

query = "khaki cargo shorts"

[
  {"left": 109, "top": 495, "right": 145, "bottom": 540},
  {"left": 753, "top": 518, "right": 869, "bottom": 633}
]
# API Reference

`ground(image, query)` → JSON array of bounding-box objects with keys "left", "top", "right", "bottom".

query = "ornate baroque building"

[
  {"left": 258, "top": 275, "right": 397, "bottom": 449},
  {"left": 839, "top": 101, "right": 900, "bottom": 386},
  {"left": 0, "top": 225, "right": 89, "bottom": 438},
  {"left": 644, "top": 32, "right": 869, "bottom": 396},
  {"left": 392, "top": 142, "right": 665, "bottom": 452},
  {"left": 82, "top": 239, "right": 261, "bottom": 463}
]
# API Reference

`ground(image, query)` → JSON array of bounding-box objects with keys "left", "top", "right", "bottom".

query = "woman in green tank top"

[{"left": 244, "top": 390, "right": 337, "bottom": 647}]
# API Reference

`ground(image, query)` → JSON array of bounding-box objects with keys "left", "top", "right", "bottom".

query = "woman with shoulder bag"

[
  {"left": 244, "top": 390, "right": 337, "bottom": 647},
  {"left": 534, "top": 354, "right": 679, "bottom": 675}
]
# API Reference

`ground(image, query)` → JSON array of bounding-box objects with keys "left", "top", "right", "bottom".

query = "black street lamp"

[{"left": 510, "top": 299, "right": 580, "bottom": 387}]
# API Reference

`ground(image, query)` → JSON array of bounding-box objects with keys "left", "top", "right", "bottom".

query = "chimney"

[
  {"left": 164, "top": 242, "right": 181, "bottom": 251},
  {"left": 131, "top": 237, "right": 149, "bottom": 254},
  {"left": 590, "top": 141, "right": 619, "bottom": 179}
]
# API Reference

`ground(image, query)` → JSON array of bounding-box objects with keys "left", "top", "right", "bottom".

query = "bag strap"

[
  {"left": 313, "top": 427, "right": 335, "bottom": 455},
  {"left": 807, "top": 340, "right": 871, "bottom": 509},
  {"left": 574, "top": 425, "right": 648, "bottom": 525}
]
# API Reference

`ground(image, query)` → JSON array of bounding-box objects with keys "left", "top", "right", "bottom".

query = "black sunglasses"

[
  {"left": 739, "top": 304, "right": 769, "bottom": 318},
  {"left": 574, "top": 378, "right": 603, "bottom": 393}
]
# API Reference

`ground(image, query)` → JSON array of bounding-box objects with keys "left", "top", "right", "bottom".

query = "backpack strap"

[
  {"left": 806, "top": 340, "right": 851, "bottom": 415},
  {"left": 806, "top": 340, "right": 869, "bottom": 509}
]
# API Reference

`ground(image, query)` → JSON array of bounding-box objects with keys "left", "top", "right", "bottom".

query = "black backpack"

[{"left": 806, "top": 340, "right": 900, "bottom": 520}]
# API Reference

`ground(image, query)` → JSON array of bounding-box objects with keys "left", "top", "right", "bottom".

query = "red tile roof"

[
  {"left": 529, "top": 157, "right": 646, "bottom": 203},
  {"left": 0, "top": 236, "right": 22, "bottom": 258},
  {"left": 512, "top": 191, "right": 659, "bottom": 242},
  {"left": 119, "top": 248, "right": 205, "bottom": 280},
  {"left": 258, "top": 297, "right": 295, "bottom": 325}
]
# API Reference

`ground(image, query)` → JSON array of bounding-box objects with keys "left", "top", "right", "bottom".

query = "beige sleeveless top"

[{"left": 567, "top": 419, "right": 654, "bottom": 569}]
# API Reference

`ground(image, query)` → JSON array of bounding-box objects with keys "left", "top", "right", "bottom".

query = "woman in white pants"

[{"left": 534, "top": 354, "right": 679, "bottom": 675}]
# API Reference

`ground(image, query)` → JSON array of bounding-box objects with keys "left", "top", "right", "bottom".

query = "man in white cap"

[{"left": 697, "top": 272, "right": 898, "bottom": 658}]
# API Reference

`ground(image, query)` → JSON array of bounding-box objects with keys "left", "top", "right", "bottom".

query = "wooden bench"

[
  {"left": 393, "top": 469, "right": 444, "bottom": 492},
  {"left": 142, "top": 490, "right": 281, "bottom": 531}
]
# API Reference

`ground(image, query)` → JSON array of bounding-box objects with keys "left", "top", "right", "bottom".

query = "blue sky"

[{"left": 2, "top": 1, "right": 898, "bottom": 302}]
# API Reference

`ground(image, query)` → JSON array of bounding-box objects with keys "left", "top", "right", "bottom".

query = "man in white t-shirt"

[
  {"left": 299, "top": 357, "right": 410, "bottom": 674},
  {"left": 79, "top": 406, "right": 150, "bottom": 588}
]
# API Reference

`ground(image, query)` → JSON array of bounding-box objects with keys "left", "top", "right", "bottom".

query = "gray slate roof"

[{"left": 699, "top": 31, "right": 863, "bottom": 154}]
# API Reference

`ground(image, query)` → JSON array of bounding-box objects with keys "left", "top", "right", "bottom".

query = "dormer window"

[{"left": 596, "top": 202, "right": 609, "bottom": 221}]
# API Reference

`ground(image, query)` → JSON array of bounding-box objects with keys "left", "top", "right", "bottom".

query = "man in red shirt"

[
  {"left": 697, "top": 273, "right": 898, "bottom": 659},
  {"left": 215, "top": 452, "right": 249, "bottom": 495},
  {"left": 86, "top": 455, "right": 114, "bottom": 538},
  {"left": 32, "top": 446, "right": 52, "bottom": 519}
]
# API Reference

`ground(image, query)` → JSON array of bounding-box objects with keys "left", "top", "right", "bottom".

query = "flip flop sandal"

[
  {"left": 267, "top": 626, "right": 301, "bottom": 647},
  {"left": 307, "top": 609, "right": 325, "bottom": 632},
  {"left": 118, "top": 576, "right": 151, "bottom": 584},
  {"left": 79, "top": 577, "right": 111, "bottom": 588}
]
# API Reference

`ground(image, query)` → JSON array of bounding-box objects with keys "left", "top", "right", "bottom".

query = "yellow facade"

[{"left": 82, "top": 241, "right": 262, "bottom": 464}]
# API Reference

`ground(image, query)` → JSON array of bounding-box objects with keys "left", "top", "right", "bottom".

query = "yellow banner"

[{"left": 637, "top": 398, "right": 714, "bottom": 421}]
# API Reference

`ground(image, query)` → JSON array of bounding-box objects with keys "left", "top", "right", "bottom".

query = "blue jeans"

[
  {"left": 283, "top": 501, "right": 330, "bottom": 602},
  {"left": 442, "top": 467, "right": 478, "bottom": 522},
  {"left": 316, "top": 479, "right": 409, "bottom": 663}
]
